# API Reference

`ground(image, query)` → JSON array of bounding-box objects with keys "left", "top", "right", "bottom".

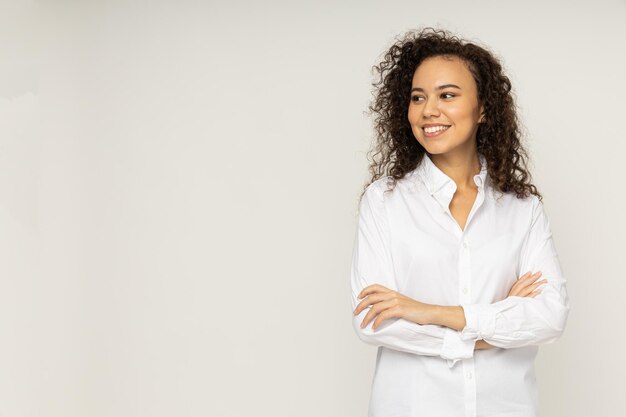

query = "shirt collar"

[{"left": 413, "top": 152, "right": 488, "bottom": 195}]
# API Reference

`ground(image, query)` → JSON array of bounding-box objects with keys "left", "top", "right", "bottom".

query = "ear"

[{"left": 478, "top": 104, "right": 486, "bottom": 123}]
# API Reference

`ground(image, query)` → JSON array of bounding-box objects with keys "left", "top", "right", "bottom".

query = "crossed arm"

[
  {"left": 350, "top": 185, "right": 570, "bottom": 367},
  {"left": 354, "top": 270, "right": 546, "bottom": 348}
]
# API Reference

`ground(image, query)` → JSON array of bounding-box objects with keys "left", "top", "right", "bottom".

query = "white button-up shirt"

[{"left": 350, "top": 153, "right": 570, "bottom": 417}]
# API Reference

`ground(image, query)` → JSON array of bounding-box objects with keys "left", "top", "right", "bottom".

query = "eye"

[
  {"left": 411, "top": 95, "right": 424, "bottom": 103},
  {"left": 442, "top": 93, "right": 456, "bottom": 99}
]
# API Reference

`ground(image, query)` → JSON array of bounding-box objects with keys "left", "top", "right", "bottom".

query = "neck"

[{"left": 429, "top": 151, "right": 481, "bottom": 191}]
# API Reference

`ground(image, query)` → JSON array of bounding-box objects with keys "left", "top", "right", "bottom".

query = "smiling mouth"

[{"left": 423, "top": 125, "right": 451, "bottom": 137}]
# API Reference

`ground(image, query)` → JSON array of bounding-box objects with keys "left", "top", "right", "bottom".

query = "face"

[{"left": 407, "top": 55, "right": 485, "bottom": 157}]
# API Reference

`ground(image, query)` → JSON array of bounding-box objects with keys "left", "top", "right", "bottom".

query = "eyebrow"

[{"left": 411, "top": 84, "right": 462, "bottom": 93}]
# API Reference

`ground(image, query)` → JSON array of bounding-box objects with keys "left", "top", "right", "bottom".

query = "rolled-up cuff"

[
  {"left": 441, "top": 327, "right": 476, "bottom": 368},
  {"left": 460, "top": 303, "right": 496, "bottom": 341}
]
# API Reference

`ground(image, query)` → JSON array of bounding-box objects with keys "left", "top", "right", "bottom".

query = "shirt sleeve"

[
  {"left": 459, "top": 196, "right": 571, "bottom": 348},
  {"left": 350, "top": 182, "right": 477, "bottom": 367}
]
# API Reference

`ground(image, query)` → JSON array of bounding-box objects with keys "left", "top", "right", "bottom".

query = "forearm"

[
  {"left": 429, "top": 305, "right": 467, "bottom": 331},
  {"left": 428, "top": 305, "right": 495, "bottom": 350}
]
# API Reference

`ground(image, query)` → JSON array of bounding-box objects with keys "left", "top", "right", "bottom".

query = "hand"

[
  {"left": 353, "top": 284, "right": 434, "bottom": 330},
  {"left": 476, "top": 271, "right": 547, "bottom": 351},
  {"left": 508, "top": 271, "right": 547, "bottom": 298}
]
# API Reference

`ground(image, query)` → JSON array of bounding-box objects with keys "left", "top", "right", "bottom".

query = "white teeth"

[{"left": 424, "top": 125, "right": 450, "bottom": 133}]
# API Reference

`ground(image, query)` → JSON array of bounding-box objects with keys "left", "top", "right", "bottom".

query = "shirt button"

[
  {"left": 467, "top": 371, "right": 473, "bottom": 379},
  {"left": 462, "top": 240, "right": 468, "bottom": 248},
  {"left": 462, "top": 287, "right": 468, "bottom": 294}
]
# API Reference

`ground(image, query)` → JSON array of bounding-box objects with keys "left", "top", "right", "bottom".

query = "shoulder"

[
  {"left": 485, "top": 188, "right": 542, "bottom": 231},
  {"left": 359, "top": 176, "right": 399, "bottom": 218},
  {"left": 519, "top": 193, "right": 541, "bottom": 212},
  {"left": 489, "top": 185, "right": 539, "bottom": 211},
  {"left": 364, "top": 174, "right": 416, "bottom": 201},
  {"left": 506, "top": 193, "right": 547, "bottom": 230},
  {"left": 363, "top": 176, "right": 394, "bottom": 201},
  {"left": 515, "top": 193, "right": 544, "bottom": 216}
]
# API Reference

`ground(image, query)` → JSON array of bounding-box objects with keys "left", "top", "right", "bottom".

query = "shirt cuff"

[
  {"left": 441, "top": 327, "right": 475, "bottom": 368},
  {"left": 460, "top": 303, "right": 497, "bottom": 341}
]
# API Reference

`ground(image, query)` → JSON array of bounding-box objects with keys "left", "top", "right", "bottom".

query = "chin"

[{"left": 420, "top": 142, "right": 452, "bottom": 155}]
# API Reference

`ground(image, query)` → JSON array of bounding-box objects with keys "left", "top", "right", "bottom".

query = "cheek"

[
  {"left": 445, "top": 101, "right": 477, "bottom": 123},
  {"left": 407, "top": 106, "right": 419, "bottom": 123},
  {"left": 407, "top": 111, "right": 422, "bottom": 135},
  {"left": 444, "top": 106, "right": 466, "bottom": 120}
]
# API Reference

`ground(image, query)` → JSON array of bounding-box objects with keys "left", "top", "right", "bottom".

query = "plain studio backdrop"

[{"left": 0, "top": 0, "right": 624, "bottom": 416}]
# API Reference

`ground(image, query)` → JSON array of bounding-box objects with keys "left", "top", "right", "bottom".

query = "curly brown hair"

[{"left": 361, "top": 26, "right": 541, "bottom": 203}]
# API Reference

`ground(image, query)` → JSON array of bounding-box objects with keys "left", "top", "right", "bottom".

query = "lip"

[
  {"left": 422, "top": 123, "right": 450, "bottom": 128},
  {"left": 422, "top": 124, "right": 451, "bottom": 138}
]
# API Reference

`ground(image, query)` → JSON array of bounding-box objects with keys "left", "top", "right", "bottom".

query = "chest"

[
  {"left": 385, "top": 189, "right": 530, "bottom": 303},
  {"left": 449, "top": 188, "right": 478, "bottom": 231}
]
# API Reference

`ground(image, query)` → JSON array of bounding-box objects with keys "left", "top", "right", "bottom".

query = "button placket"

[
  {"left": 459, "top": 237, "right": 476, "bottom": 417},
  {"left": 462, "top": 358, "right": 477, "bottom": 417},
  {"left": 459, "top": 238, "right": 471, "bottom": 303}
]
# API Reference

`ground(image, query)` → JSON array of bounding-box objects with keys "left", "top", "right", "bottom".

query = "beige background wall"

[{"left": 0, "top": 0, "right": 623, "bottom": 416}]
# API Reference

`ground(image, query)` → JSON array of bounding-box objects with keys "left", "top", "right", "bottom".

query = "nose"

[{"left": 423, "top": 96, "right": 440, "bottom": 118}]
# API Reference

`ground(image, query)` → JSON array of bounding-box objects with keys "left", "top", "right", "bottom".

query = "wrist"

[{"left": 431, "top": 305, "right": 467, "bottom": 331}]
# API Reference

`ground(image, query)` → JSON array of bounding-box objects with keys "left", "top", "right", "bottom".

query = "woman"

[{"left": 350, "top": 27, "right": 570, "bottom": 417}]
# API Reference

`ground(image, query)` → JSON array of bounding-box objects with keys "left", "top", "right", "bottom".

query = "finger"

[
  {"left": 520, "top": 278, "right": 548, "bottom": 296},
  {"left": 357, "top": 284, "right": 377, "bottom": 299},
  {"left": 528, "top": 271, "right": 543, "bottom": 281},
  {"left": 526, "top": 278, "right": 548, "bottom": 291},
  {"left": 519, "top": 279, "right": 548, "bottom": 297},
  {"left": 360, "top": 302, "right": 383, "bottom": 328},
  {"left": 358, "top": 284, "right": 390, "bottom": 299},
  {"left": 530, "top": 278, "right": 548, "bottom": 289},
  {"left": 529, "top": 289, "right": 543, "bottom": 298},
  {"left": 511, "top": 272, "right": 543, "bottom": 295},
  {"left": 371, "top": 301, "right": 400, "bottom": 330},
  {"left": 529, "top": 279, "right": 548, "bottom": 294},
  {"left": 522, "top": 271, "right": 542, "bottom": 281},
  {"left": 511, "top": 271, "right": 539, "bottom": 291},
  {"left": 354, "top": 292, "right": 391, "bottom": 316},
  {"left": 361, "top": 298, "right": 398, "bottom": 329}
]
